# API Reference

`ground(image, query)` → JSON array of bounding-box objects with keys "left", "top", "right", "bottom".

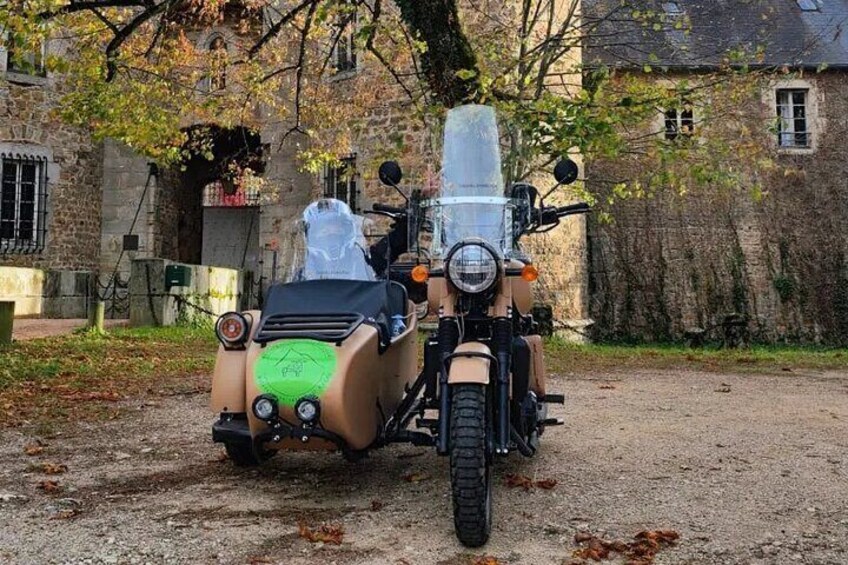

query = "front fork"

[{"left": 436, "top": 316, "right": 512, "bottom": 456}]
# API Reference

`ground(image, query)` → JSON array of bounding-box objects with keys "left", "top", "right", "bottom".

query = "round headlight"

[
  {"left": 447, "top": 243, "right": 499, "bottom": 294},
  {"left": 295, "top": 397, "right": 320, "bottom": 423},
  {"left": 216, "top": 312, "right": 248, "bottom": 346},
  {"left": 252, "top": 394, "right": 278, "bottom": 421}
]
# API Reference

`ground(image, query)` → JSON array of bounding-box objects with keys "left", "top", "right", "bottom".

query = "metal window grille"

[
  {"left": 323, "top": 154, "right": 358, "bottom": 212},
  {"left": 0, "top": 154, "right": 48, "bottom": 255},
  {"left": 202, "top": 180, "right": 260, "bottom": 207},
  {"left": 664, "top": 99, "right": 694, "bottom": 140},
  {"left": 777, "top": 89, "right": 811, "bottom": 148}
]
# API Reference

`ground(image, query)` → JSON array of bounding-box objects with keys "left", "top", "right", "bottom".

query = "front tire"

[
  {"left": 224, "top": 441, "right": 273, "bottom": 467},
  {"left": 449, "top": 384, "right": 492, "bottom": 547}
]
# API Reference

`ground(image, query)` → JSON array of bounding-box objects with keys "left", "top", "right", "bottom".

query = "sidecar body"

[{"left": 211, "top": 278, "right": 418, "bottom": 461}]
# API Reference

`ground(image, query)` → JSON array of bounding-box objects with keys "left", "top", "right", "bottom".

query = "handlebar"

[
  {"left": 534, "top": 202, "right": 591, "bottom": 228},
  {"left": 555, "top": 202, "right": 591, "bottom": 216},
  {"left": 372, "top": 203, "right": 406, "bottom": 215}
]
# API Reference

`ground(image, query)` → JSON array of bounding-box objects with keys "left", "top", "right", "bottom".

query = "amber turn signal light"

[
  {"left": 521, "top": 264, "right": 539, "bottom": 282},
  {"left": 411, "top": 265, "right": 429, "bottom": 283}
]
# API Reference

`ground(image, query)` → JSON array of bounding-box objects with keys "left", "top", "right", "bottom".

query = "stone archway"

[{"left": 162, "top": 124, "right": 265, "bottom": 266}]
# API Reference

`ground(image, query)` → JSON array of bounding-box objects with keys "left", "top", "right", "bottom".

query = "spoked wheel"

[
  {"left": 449, "top": 384, "right": 492, "bottom": 547},
  {"left": 224, "top": 440, "right": 274, "bottom": 468}
]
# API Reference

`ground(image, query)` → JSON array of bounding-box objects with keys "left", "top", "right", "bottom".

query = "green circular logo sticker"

[{"left": 254, "top": 339, "right": 337, "bottom": 406}]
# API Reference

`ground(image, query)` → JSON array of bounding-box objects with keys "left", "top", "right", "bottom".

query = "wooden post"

[
  {"left": 88, "top": 300, "right": 105, "bottom": 334},
  {"left": 0, "top": 301, "right": 14, "bottom": 345}
]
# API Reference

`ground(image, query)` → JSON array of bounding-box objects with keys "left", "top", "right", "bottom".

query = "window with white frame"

[
  {"left": 776, "top": 89, "right": 811, "bottom": 148},
  {"left": 332, "top": 4, "right": 357, "bottom": 72},
  {"left": 0, "top": 156, "right": 48, "bottom": 254},
  {"left": 323, "top": 154, "right": 358, "bottom": 212},
  {"left": 5, "top": 32, "right": 46, "bottom": 77},
  {"left": 208, "top": 35, "right": 227, "bottom": 91},
  {"left": 664, "top": 99, "right": 694, "bottom": 140}
]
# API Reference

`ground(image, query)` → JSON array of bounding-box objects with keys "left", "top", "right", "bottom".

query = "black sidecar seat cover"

[{"left": 258, "top": 280, "right": 407, "bottom": 346}]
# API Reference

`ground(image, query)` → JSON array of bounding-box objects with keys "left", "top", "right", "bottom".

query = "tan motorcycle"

[{"left": 209, "top": 104, "right": 587, "bottom": 547}]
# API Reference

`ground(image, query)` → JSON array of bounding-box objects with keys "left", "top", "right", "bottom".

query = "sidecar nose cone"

[{"left": 253, "top": 395, "right": 278, "bottom": 421}]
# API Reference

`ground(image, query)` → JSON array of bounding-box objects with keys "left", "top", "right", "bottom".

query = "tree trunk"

[
  {"left": 394, "top": 0, "right": 480, "bottom": 107},
  {"left": 0, "top": 301, "right": 14, "bottom": 345}
]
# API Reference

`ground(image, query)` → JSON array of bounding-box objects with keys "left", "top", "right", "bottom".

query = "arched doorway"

[{"left": 170, "top": 124, "right": 265, "bottom": 271}]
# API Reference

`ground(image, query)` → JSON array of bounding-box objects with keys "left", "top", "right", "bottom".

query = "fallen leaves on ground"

[
  {"left": 535, "top": 478, "right": 558, "bottom": 489},
  {"left": 298, "top": 522, "right": 344, "bottom": 545},
  {"left": 504, "top": 474, "right": 557, "bottom": 491},
  {"left": 469, "top": 556, "right": 502, "bottom": 565},
  {"left": 37, "top": 480, "right": 62, "bottom": 493},
  {"left": 24, "top": 440, "right": 46, "bottom": 455},
  {"left": 50, "top": 508, "right": 81, "bottom": 520},
  {"left": 0, "top": 328, "right": 216, "bottom": 427},
  {"left": 402, "top": 471, "right": 430, "bottom": 483},
  {"left": 38, "top": 462, "right": 68, "bottom": 475},
  {"left": 59, "top": 390, "right": 123, "bottom": 402},
  {"left": 505, "top": 474, "right": 534, "bottom": 490},
  {"left": 370, "top": 499, "right": 384, "bottom": 511},
  {"left": 571, "top": 530, "right": 679, "bottom": 564}
]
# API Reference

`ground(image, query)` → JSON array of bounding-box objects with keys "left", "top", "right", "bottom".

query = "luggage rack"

[{"left": 254, "top": 313, "right": 364, "bottom": 343}]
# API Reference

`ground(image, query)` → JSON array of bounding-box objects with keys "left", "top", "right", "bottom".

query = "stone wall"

[
  {"left": 0, "top": 266, "right": 92, "bottom": 318},
  {"left": 129, "top": 259, "right": 242, "bottom": 326},
  {"left": 99, "top": 140, "right": 157, "bottom": 281},
  {"left": 0, "top": 68, "right": 103, "bottom": 271},
  {"left": 587, "top": 71, "right": 848, "bottom": 344}
]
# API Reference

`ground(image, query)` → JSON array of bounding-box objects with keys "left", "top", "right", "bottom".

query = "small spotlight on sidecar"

[
  {"left": 252, "top": 395, "right": 278, "bottom": 422},
  {"left": 295, "top": 397, "right": 321, "bottom": 424}
]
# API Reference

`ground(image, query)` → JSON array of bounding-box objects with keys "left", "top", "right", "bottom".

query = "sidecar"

[
  {"left": 210, "top": 201, "right": 419, "bottom": 465},
  {"left": 211, "top": 279, "right": 418, "bottom": 464}
]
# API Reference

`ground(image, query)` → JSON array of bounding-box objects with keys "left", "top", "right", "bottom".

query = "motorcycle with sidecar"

[{"left": 210, "top": 104, "right": 589, "bottom": 547}]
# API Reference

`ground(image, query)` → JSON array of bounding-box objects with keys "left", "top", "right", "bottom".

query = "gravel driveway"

[{"left": 1, "top": 368, "right": 846, "bottom": 564}]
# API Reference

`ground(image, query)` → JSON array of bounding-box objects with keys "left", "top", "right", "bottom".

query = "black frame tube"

[
  {"left": 492, "top": 317, "right": 512, "bottom": 455},
  {"left": 437, "top": 318, "right": 459, "bottom": 455}
]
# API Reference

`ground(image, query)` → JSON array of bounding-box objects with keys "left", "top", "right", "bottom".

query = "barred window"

[
  {"left": 323, "top": 154, "right": 358, "bottom": 212},
  {"left": 202, "top": 179, "right": 260, "bottom": 207},
  {"left": 776, "top": 89, "right": 811, "bottom": 148},
  {"left": 0, "top": 156, "right": 48, "bottom": 254},
  {"left": 664, "top": 99, "right": 694, "bottom": 140}
]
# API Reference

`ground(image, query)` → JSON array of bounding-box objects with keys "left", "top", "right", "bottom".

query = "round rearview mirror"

[
  {"left": 378, "top": 161, "right": 403, "bottom": 186},
  {"left": 553, "top": 158, "right": 579, "bottom": 185}
]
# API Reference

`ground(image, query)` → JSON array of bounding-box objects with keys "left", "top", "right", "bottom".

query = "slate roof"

[{"left": 583, "top": 0, "right": 848, "bottom": 69}]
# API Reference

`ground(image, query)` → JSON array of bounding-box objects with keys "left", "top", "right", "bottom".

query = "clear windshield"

[
  {"left": 287, "top": 199, "right": 376, "bottom": 282},
  {"left": 424, "top": 105, "right": 513, "bottom": 258}
]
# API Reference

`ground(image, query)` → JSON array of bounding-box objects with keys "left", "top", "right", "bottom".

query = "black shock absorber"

[
  {"left": 492, "top": 317, "right": 512, "bottom": 455},
  {"left": 437, "top": 317, "right": 459, "bottom": 455}
]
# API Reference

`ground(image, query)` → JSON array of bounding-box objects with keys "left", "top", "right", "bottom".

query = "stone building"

[
  {"left": 10, "top": 0, "right": 845, "bottom": 344},
  {"left": 584, "top": 0, "right": 848, "bottom": 344},
  {"left": 0, "top": 33, "right": 103, "bottom": 317},
  {"left": 53, "top": 2, "right": 589, "bottom": 328}
]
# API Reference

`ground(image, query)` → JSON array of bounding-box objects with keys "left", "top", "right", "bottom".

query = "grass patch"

[
  {"left": 0, "top": 326, "right": 217, "bottom": 427},
  {"left": 546, "top": 338, "right": 848, "bottom": 374}
]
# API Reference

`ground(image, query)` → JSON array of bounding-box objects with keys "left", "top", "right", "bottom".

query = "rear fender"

[
  {"left": 210, "top": 310, "right": 260, "bottom": 413},
  {"left": 447, "top": 342, "right": 492, "bottom": 385}
]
